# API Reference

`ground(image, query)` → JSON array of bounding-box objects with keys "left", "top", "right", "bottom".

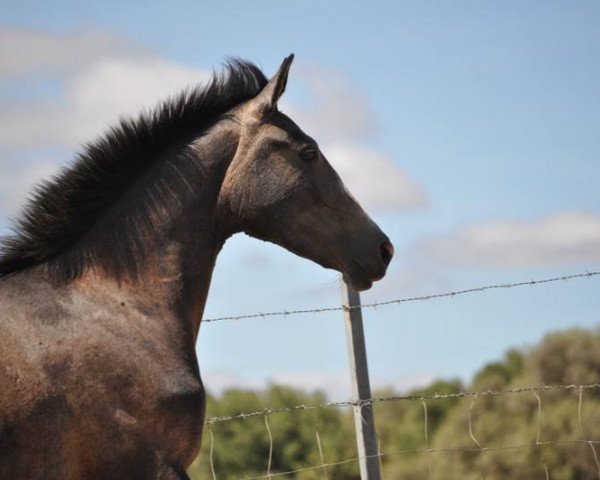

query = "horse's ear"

[{"left": 252, "top": 54, "right": 294, "bottom": 115}]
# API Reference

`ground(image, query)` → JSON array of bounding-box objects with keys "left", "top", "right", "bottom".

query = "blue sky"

[{"left": 1, "top": 1, "right": 599, "bottom": 398}]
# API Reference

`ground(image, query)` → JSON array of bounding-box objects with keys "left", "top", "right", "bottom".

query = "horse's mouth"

[
  {"left": 342, "top": 268, "right": 376, "bottom": 292},
  {"left": 343, "top": 272, "right": 373, "bottom": 291},
  {"left": 341, "top": 259, "right": 388, "bottom": 292}
]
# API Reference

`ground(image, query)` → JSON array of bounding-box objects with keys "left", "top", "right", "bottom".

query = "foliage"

[
  {"left": 188, "top": 327, "right": 600, "bottom": 479},
  {"left": 187, "top": 385, "right": 357, "bottom": 479}
]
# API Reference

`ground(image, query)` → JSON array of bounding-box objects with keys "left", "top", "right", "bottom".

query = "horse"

[{"left": 0, "top": 55, "right": 393, "bottom": 479}]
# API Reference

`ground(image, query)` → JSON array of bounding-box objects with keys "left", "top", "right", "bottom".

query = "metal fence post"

[{"left": 342, "top": 279, "right": 382, "bottom": 480}]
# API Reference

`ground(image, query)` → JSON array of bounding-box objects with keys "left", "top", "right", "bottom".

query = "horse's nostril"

[{"left": 380, "top": 241, "right": 394, "bottom": 267}]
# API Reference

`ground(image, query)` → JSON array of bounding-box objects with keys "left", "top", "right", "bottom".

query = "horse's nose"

[{"left": 380, "top": 240, "right": 394, "bottom": 267}]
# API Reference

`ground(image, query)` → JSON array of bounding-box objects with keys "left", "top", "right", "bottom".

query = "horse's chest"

[
  {"left": 68, "top": 364, "right": 205, "bottom": 472},
  {"left": 50, "top": 330, "right": 206, "bottom": 464},
  {"left": 94, "top": 350, "right": 205, "bottom": 460},
  {"left": 113, "top": 370, "right": 205, "bottom": 462}
]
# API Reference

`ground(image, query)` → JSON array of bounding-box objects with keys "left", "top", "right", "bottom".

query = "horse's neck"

[{"left": 74, "top": 121, "right": 240, "bottom": 344}]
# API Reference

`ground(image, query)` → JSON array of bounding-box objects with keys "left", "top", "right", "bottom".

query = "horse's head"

[{"left": 221, "top": 55, "right": 393, "bottom": 291}]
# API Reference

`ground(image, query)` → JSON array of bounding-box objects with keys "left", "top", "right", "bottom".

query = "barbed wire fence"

[
  {"left": 203, "top": 271, "right": 599, "bottom": 324},
  {"left": 198, "top": 271, "right": 600, "bottom": 479},
  {"left": 203, "top": 383, "right": 600, "bottom": 425}
]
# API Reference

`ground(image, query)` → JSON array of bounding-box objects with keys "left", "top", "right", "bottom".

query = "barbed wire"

[
  {"left": 204, "top": 382, "right": 600, "bottom": 425},
  {"left": 202, "top": 271, "right": 600, "bottom": 324},
  {"left": 240, "top": 439, "right": 600, "bottom": 479}
]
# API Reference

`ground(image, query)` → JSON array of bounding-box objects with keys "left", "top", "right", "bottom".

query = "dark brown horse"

[{"left": 0, "top": 55, "right": 393, "bottom": 479}]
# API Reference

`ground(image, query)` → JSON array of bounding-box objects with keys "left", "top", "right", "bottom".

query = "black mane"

[{"left": 0, "top": 59, "right": 268, "bottom": 280}]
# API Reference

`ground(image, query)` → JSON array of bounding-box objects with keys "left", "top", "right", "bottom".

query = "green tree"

[
  {"left": 188, "top": 327, "right": 600, "bottom": 479},
  {"left": 188, "top": 385, "right": 357, "bottom": 479}
]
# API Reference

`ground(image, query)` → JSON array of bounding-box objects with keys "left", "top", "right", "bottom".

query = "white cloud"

[
  {"left": 421, "top": 211, "right": 600, "bottom": 267},
  {"left": 0, "top": 57, "right": 209, "bottom": 149},
  {"left": 201, "top": 370, "right": 264, "bottom": 394},
  {"left": 69, "top": 58, "right": 210, "bottom": 135},
  {"left": 0, "top": 27, "right": 145, "bottom": 80},
  {"left": 0, "top": 28, "right": 210, "bottom": 218},
  {"left": 271, "top": 372, "right": 434, "bottom": 400},
  {"left": 284, "top": 62, "right": 377, "bottom": 143},
  {"left": 327, "top": 143, "right": 426, "bottom": 210},
  {"left": 269, "top": 372, "right": 351, "bottom": 400},
  {"left": 202, "top": 369, "right": 433, "bottom": 400}
]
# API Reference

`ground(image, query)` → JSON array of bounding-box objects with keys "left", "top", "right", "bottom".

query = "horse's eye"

[{"left": 300, "top": 147, "right": 319, "bottom": 162}]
